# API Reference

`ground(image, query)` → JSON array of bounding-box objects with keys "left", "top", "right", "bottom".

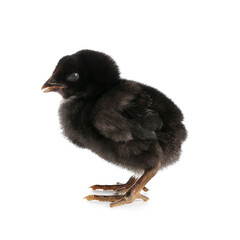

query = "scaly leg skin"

[
  {"left": 85, "top": 193, "right": 149, "bottom": 202},
  {"left": 110, "top": 165, "right": 160, "bottom": 207},
  {"left": 85, "top": 164, "right": 160, "bottom": 207},
  {"left": 115, "top": 182, "right": 149, "bottom": 193},
  {"left": 90, "top": 176, "right": 149, "bottom": 193}
]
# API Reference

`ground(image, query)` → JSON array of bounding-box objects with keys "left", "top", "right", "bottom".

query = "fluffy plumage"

[{"left": 42, "top": 49, "right": 187, "bottom": 206}]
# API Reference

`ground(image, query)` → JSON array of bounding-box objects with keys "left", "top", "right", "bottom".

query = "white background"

[{"left": 0, "top": 0, "right": 239, "bottom": 239}]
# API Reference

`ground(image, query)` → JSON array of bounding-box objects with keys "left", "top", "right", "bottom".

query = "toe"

[
  {"left": 110, "top": 197, "right": 131, "bottom": 208},
  {"left": 85, "top": 194, "right": 123, "bottom": 202}
]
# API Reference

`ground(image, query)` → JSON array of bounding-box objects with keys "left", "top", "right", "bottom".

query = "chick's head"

[{"left": 42, "top": 50, "right": 120, "bottom": 99}]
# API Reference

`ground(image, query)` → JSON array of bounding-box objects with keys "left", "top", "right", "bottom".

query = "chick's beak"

[{"left": 41, "top": 78, "right": 67, "bottom": 93}]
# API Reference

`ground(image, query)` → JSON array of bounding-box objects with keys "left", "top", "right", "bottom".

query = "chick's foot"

[
  {"left": 110, "top": 167, "right": 159, "bottom": 207},
  {"left": 89, "top": 176, "right": 149, "bottom": 193},
  {"left": 85, "top": 193, "right": 148, "bottom": 203},
  {"left": 86, "top": 166, "right": 160, "bottom": 207}
]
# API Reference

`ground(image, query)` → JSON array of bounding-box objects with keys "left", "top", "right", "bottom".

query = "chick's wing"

[{"left": 92, "top": 81, "right": 163, "bottom": 142}]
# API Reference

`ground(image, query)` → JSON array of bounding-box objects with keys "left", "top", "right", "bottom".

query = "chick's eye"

[{"left": 67, "top": 73, "right": 79, "bottom": 81}]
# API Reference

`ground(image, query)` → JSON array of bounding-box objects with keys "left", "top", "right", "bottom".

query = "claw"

[{"left": 85, "top": 194, "right": 124, "bottom": 202}]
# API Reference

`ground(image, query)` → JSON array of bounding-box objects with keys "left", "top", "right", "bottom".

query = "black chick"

[{"left": 42, "top": 50, "right": 187, "bottom": 207}]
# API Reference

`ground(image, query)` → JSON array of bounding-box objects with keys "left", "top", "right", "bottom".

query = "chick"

[{"left": 42, "top": 50, "right": 187, "bottom": 207}]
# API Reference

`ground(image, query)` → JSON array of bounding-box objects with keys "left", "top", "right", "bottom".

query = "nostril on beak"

[
  {"left": 47, "top": 78, "right": 58, "bottom": 85},
  {"left": 49, "top": 78, "right": 56, "bottom": 83}
]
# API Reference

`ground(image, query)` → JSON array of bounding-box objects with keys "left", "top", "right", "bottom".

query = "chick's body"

[
  {"left": 59, "top": 79, "right": 186, "bottom": 172},
  {"left": 42, "top": 50, "right": 187, "bottom": 207}
]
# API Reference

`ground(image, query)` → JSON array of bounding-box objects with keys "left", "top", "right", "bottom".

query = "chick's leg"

[
  {"left": 110, "top": 165, "right": 160, "bottom": 208},
  {"left": 85, "top": 193, "right": 149, "bottom": 202},
  {"left": 90, "top": 176, "right": 149, "bottom": 193},
  {"left": 85, "top": 164, "right": 160, "bottom": 207},
  {"left": 90, "top": 176, "right": 136, "bottom": 191},
  {"left": 86, "top": 175, "right": 149, "bottom": 203}
]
